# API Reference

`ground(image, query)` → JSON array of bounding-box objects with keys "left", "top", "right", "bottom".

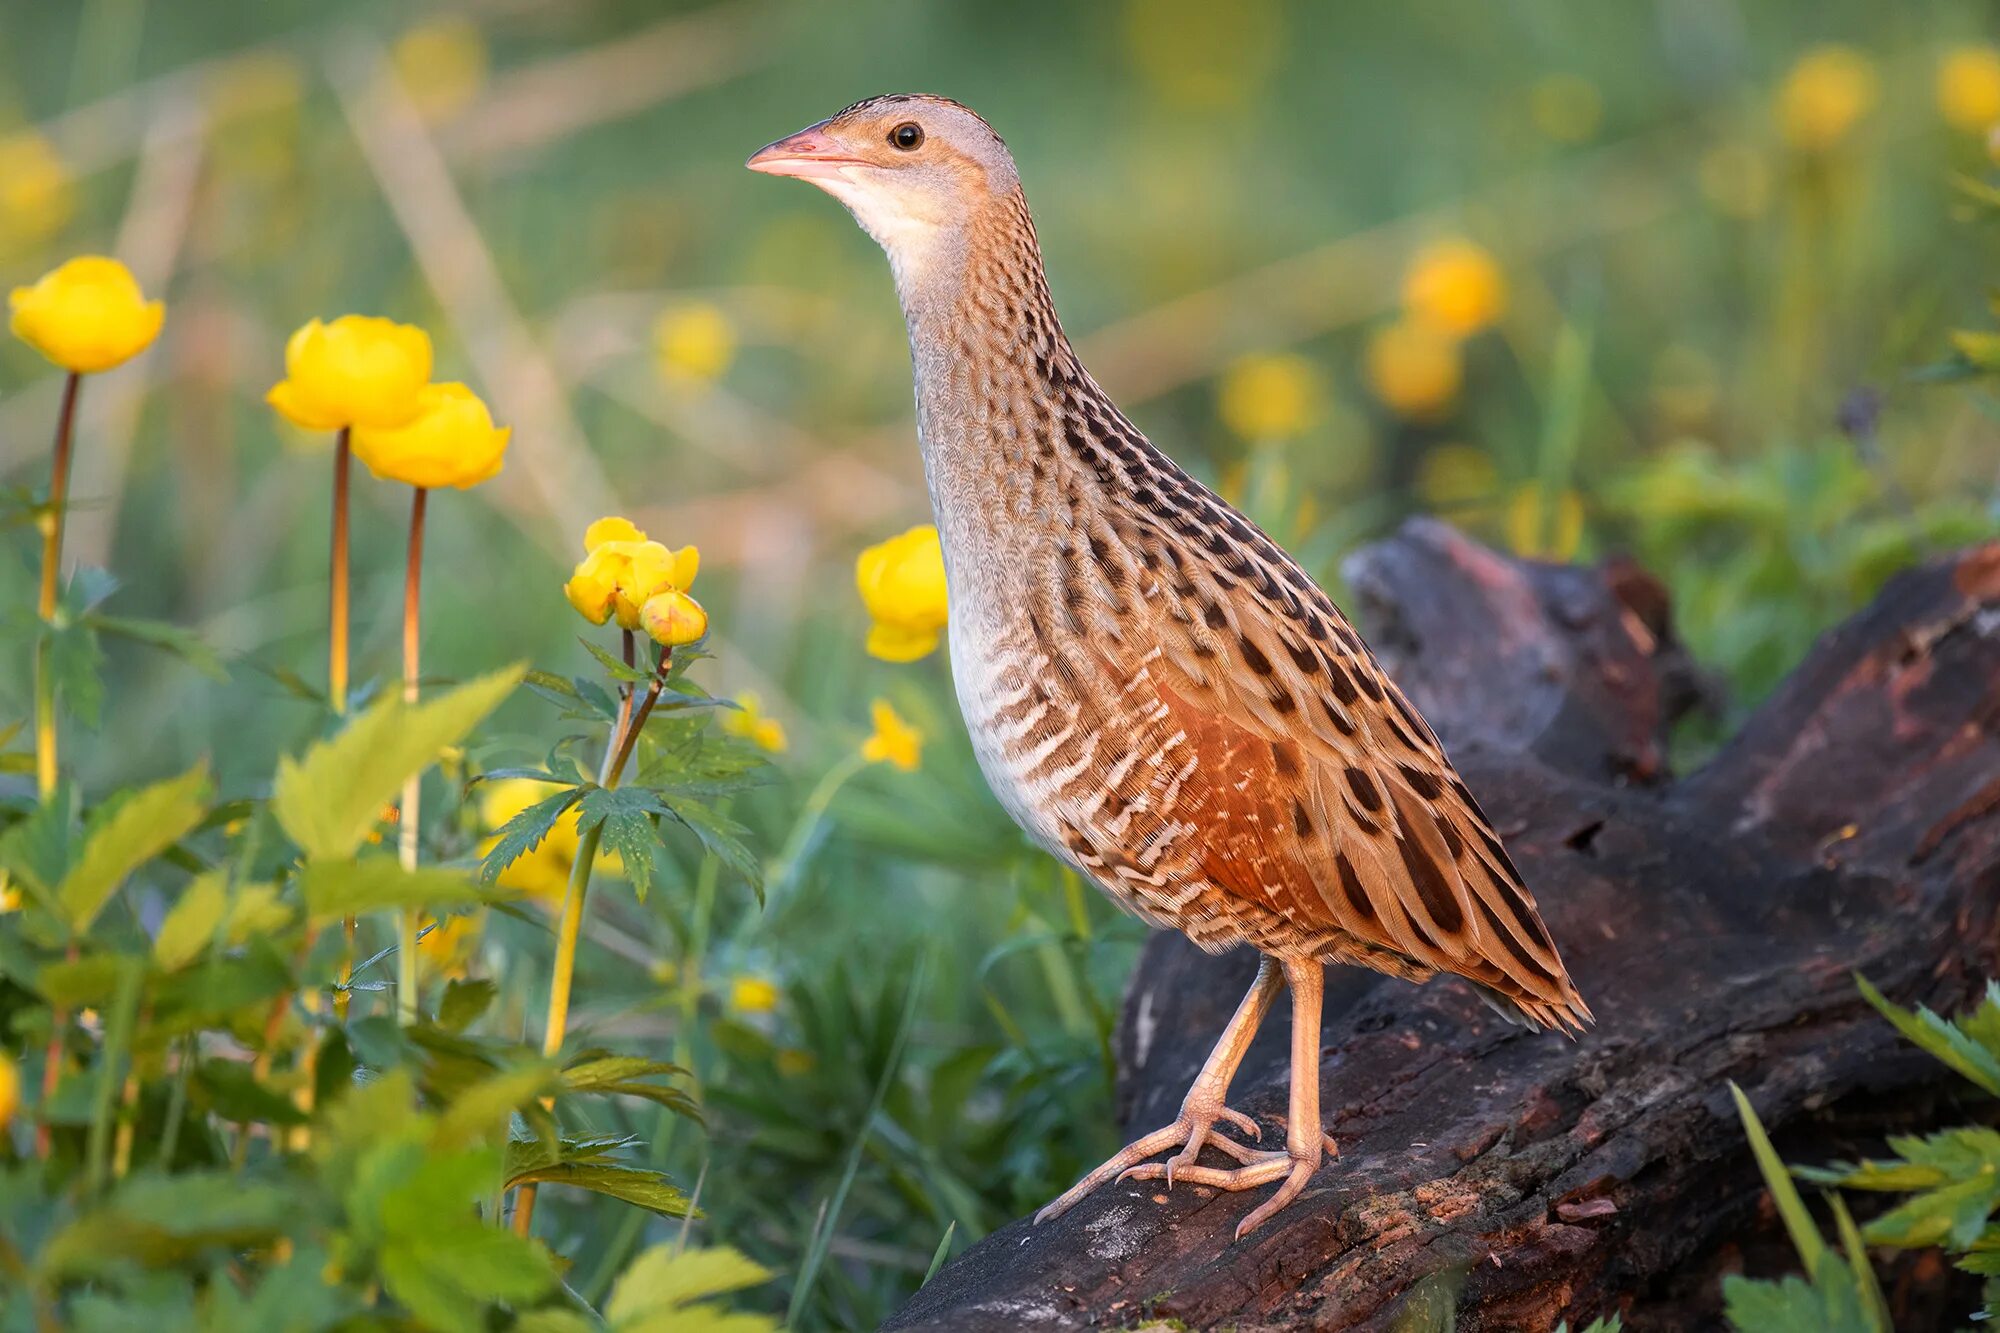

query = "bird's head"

[{"left": 747, "top": 95, "right": 1020, "bottom": 268}]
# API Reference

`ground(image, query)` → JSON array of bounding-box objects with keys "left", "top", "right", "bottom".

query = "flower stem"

[
  {"left": 328, "top": 428, "right": 352, "bottom": 713},
  {"left": 33, "top": 373, "right": 81, "bottom": 800},
  {"left": 396, "top": 487, "right": 428, "bottom": 1028},
  {"left": 331, "top": 427, "right": 355, "bottom": 1018},
  {"left": 512, "top": 642, "right": 670, "bottom": 1238}
]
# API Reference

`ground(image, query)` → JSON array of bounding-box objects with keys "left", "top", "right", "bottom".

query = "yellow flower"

[
  {"left": 1777, "top": 45, "right": 1877, "bottom": 152},
  {"left": 1402, "top": 240, "right": 1507, "bottom": 338},
  {"left": 729, "top": 975, "right": 780, "bottom": 1014},
  {"left": 585, "top": 516, "right": 645, "bottom": 548},
  {"left": 392, "top": 17, "right": 488, "bottom": 122},
  {"left": 0, "top": 132, "right": 75, "bottom": 253},
  {"left": 266, "top": 315, "right": 433, "bottom": 432},
  {"left": 856, "top": 526, "right": 948, "bottom": 662},
  {"left": 564, "top": 518, "right": 700, "bottom": 630},
  {"left": 655, "top": 302, "right": 735, "bottom": 382},
  {"left": 9, "top": 256, "right": 164, "bottom": 374},
  {"left": 722, "top": 692, "right": 788, "bottom": 753},
  {"left": 861, "top": 698, "right": 923, "bottom": 772},
  {"left": 418, "top": 912, "right": 480, "bottom": 979},
  {"left": 1365, "top": 320, "right": 1462, "bottom": 419},
  {"left": 0, "top": 1051, "right": 16, "bottom": 1128},
  {"left": 1504, "top": 482, "right": 1586, "bottom": 560},
  {"left": 639, "top": 589, "right": 709, "bottom": 647},
  {"left": 1939, "top": 47, "right": 2000, "bottom": 133},
  {"left": 1217, "top": 353, "right": 1321, "bottom": 441},
  {"left": 350, "top": 382, "right": 509, "bottom": 489},
  {"left": 1529, "top": 75, "right": 1602, "bottom": 143}
]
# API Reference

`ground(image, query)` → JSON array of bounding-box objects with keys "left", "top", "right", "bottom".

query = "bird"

[{"left": 748, "top": 95, "right": 1590, "bottom": 1239}]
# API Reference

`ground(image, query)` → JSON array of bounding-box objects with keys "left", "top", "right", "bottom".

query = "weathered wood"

[{"left": 887, "top": 521, "right": 2000, "bottom": 1332}]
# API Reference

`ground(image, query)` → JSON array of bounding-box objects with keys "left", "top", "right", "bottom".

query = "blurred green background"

[{"left": 3, "top": 0, "right": 1998, "bottom": 1324}]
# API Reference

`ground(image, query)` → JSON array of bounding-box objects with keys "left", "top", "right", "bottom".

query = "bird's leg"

[
  {"left": 1116, "top": 958, "right": 1331, "bottom": 1239},
  {"left": 1034, "top": 956, "right": 1282, "bottom": 1223}
]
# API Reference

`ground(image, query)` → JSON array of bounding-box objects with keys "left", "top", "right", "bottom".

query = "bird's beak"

[{"left": 746, "top": 123, "right": 872, "bottom": 181}]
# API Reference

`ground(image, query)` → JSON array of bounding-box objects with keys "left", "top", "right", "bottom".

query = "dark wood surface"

[{"left": 887, "top": 521, "right": 2000, "bottom": 1332}]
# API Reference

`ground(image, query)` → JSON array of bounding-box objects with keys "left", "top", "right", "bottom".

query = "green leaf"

[
  {"left": 47, "top": 616, "right": 106, "bottom": 729},
  {"left": 59, "top": 765, "right": 210, "bottom": 931},
  {"left": 154, "top": 873, "right": 292, "bottom": 971},
  {"left": 1859, "top": 1171, "right": 2000, "bottom": 1250},
  {"left": 1730, "top": 1081, "right": 1826, "bottom": 1277},
  {"left": 273, "top": 667, "right": 524, "bottom": 861},
  {"left": 1857, "top": 974, "right": 2000, "bottom": 1098},
  {"left": 432, "top": 1063, "right": 558, "bottom": 1148},
  {"left": 606, "top": 1245, "right": 772, "bottom": 1326},
  {"left": 87, "top": 613, "right": 227, "bottom": 681},
  {"left": 655, "top": 793, "right": 762, "bottom": 900},
  {"left": 506, "top": 1160, "right": 692, "bottom": 1217},
  {"left": 577, "top": 787, "right": 662, "bottom": 901},
  {"left": 477, "top": 786, "right": 584, "bottom": 885},
  {"left": 580, "top": 635, "right": 656, "bottom": 683},
  {"left": 1722, "top": 1264, "right": 1878, "bottom": 1333},
  {"left": 436, "top": 977, "right": 497, "bottom": 1033},
  {"left": 561, "top": 1054, "right": 699, "bottom": 1119},
  {"left": 299, "top": 858, "right": 487, "bottom": 922}
]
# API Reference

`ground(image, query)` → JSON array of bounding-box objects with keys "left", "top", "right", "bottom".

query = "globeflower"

[
  {"left": 655, "top": 302, "right": 735, "bottom": 382},
  {"left": 266, "top": 315, "right": 433, "bottom": 432},
  {"left": 1938, "top": 46, "right": 2000, "bottom": 133},
  {"left": 0, "top": 1050, "right": 16, "bottom": 1128},
  {"left": 729, "top": 975, "right": 780, "bottom": 1015},
  {"left": 0, "top": 132, "right": 75, "bottom": 251},
  {"left": 564, "top": 517, "right": 701, "bottom": 631},
  {"left": 1217, "top": 353, "right": 1321, "bottom": 442},
  {"left": 1365, "top": 319, "right": 1463, "bottom": 419},
  {"left": 722, "top": 692, "right": 788, "bottom": 753},
  {"left": 9, "top": 256, "right": 164, "bottom": 374},
  {"left": 12, "top": 256, "right": 168, "bottom": 798},
  {"left": 856, "top": 525, "right": 948, "bottom": 662},
  {"left": 1402, "top": 240, "right": 1507, "bottom": 339},
  {"left": 1777, "top": 45, "right": 1877, "bottom": 153},
  {"left": 861, "top": 698, "right": 923, "bottom": 772},
  {"left": 350, "top": 382, "right": 509, "bottom": 489}
]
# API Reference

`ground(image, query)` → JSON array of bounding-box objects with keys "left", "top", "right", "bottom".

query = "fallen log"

[{"left": 888, "top": 520, "right": 2000, "bottom": 1332}]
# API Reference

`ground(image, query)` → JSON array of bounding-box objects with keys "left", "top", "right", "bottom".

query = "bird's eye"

[{"left": 889, "top": 122, "right": 924, "bottom": 151}]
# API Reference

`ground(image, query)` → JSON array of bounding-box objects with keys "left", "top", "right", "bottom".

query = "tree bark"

[{"left": 888, "top": 520, "right": 2000, "bottom": 1332}]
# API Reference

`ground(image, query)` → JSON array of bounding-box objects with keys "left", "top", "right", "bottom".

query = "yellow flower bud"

[
  {"left": 391, "top": 17, "right": 488, "bottom": 123},
  {"left": 9, "top": 256, "right": 164, "bottom": 374},
  {"left": 1939, "top": 46, "right": 2000, "bottom": 133},
  {"left": 0, "top": 1050, "right": 16, "bottom": 1128},
  {"left": 856, "top": 526, "right": 948, "bottom": 662},
  {"left": 639, "top": 588, "right": 708, "bottom": 647},
  {"left": 584, "top": 516, "right": 645, "bottom": 550},
  {"left": 729, "top": 975, "right": 780, "bottom": 1014},
  {"left": 350, "top": 382, "right": 508, "bottom": 490},
  {"left": 417, "top": 912, "right": 480, "bottom": 979},
  {"left": 1777, "top": 45, "right": 1877, "bottom": 153},
  {"left": 615, "top": 542, "right": 690, "bottom": 628},
  {"left": 860, "top": 698, "right": 923, "bottom": 772},
  {"left": 1402, "top": 240, "right": 1507, "bottom": 338},
  {"left": 266, "top": 315, "right": 433, "bottom": 432},
  {"left": 1365, "top": 319, "right": 1462, "bottom": 419}
]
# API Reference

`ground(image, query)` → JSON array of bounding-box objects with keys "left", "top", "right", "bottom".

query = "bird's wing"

[{"left": 1095, "top": 495, "right": 1590, "bottom": 1032}]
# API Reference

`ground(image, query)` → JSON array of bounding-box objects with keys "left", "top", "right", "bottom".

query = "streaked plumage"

[{"left": 750, "top": 94, "right": 1589, "bottom": 1237}]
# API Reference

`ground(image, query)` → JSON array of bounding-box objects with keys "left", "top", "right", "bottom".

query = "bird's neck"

[{"left": 889, "top": 190, "right": 1102, "bottom": 584}]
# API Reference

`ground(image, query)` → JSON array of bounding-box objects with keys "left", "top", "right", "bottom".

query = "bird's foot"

[
  {"left": 1032, "top": 1091, "right": 1264, "bottom": 1224},
  {"left": 1117, "top": 1135, "right": 1336, "bottom": 1239}
]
